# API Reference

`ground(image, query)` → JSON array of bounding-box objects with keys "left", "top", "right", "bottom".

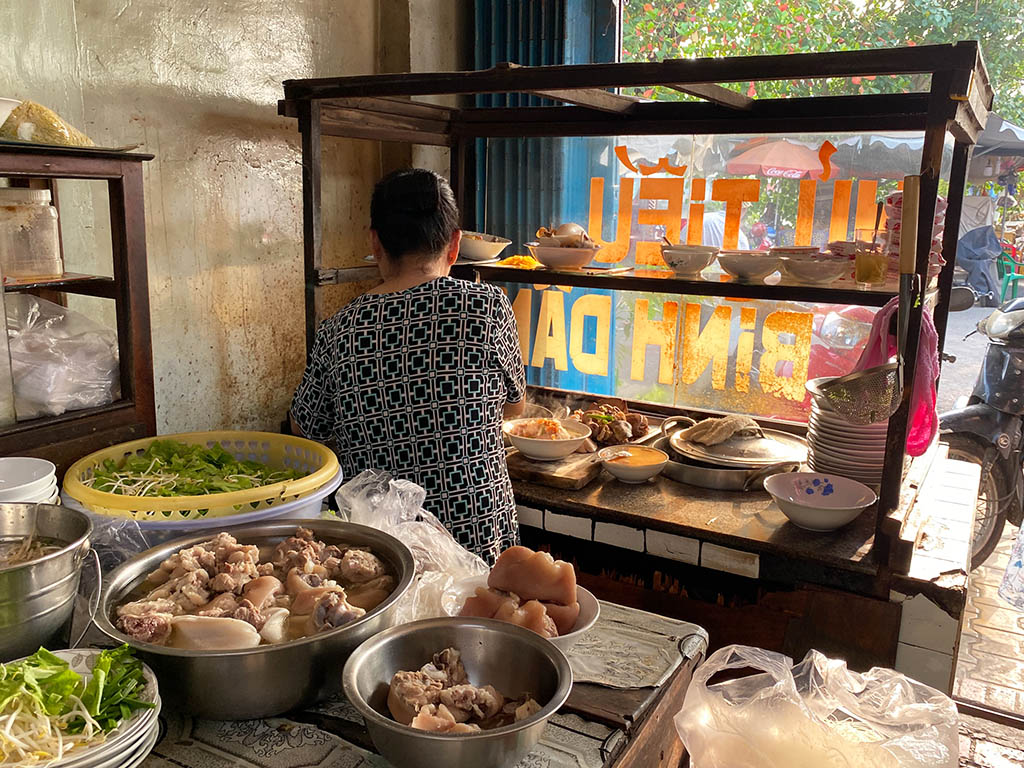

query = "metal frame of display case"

[
  {"left": 0, "top": 143, "right": 156, "bottom": 474},
  {"left": 280, "top": 42, "right": 992, "bottom": 576}
]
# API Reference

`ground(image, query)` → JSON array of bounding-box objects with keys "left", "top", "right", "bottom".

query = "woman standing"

[{"left": 291, "top": 168, "right": 525, "bottom": 563}]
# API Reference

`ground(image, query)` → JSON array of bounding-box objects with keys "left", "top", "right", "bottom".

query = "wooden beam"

[
  {"left": 283, "top": 43, "right": 982, "bottom": 101},
  {"left": 529, "top": 88, "right": 640, "bottom": 114},
  {"left": 669, "top": 82, "right": 753, "bottom": 110}
]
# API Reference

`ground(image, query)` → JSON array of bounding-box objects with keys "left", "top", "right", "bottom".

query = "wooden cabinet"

[{"left": 0, "top": 144, "right": 155, "bottom": 476}]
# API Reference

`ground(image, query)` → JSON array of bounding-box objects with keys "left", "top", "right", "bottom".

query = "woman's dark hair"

[{"left": 370, "top": 168, "right": 460, "bottom": 261}]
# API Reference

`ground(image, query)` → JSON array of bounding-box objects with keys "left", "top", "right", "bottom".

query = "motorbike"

[{"left": 939, "top": 291, "right": 1024, "bottom": 569}]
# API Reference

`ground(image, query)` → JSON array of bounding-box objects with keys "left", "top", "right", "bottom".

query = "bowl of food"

[
  {"left": 446, "top": 545, "right": 600, "bottom": 651},
  {"left": 343, "top": 617, "right": 572, "bottom": 768},
  {"left": 536, "top": 223, "right": 591, "bottom": 248},
  {"left": 718, "top": 250, "right": 781, "bottom": 282},
  {"left": 503, "top": 418, "right": 592, "bottom": 461},
  {"left": 763, "top": 472, "right": 877, "bottom": 532},
  {"left": 660, "top": 243, "right": 718, "bottom": 277},
  {"left": 598, "top": 444, "right": 669, "bottom": 484},
  {"left": 779, "top": 256, "right": 850, "bottom": 286},
  {"left": 0, "top": 503, "right": 92, "bottom": 661},
  {"left": 526, "top": 243, "right": 600, "bottom": 271},
  {"left": 460, "top": 232, "right": 512, "bottom": 261},
  {"left": 95, "top": 520, "right": 415, "bottom": 719}
]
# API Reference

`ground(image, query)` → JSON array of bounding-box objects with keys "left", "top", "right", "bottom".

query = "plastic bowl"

[
  {"left": 598, "top": 445, "right": 669, "bottom": 484},
  {"left": 718, "top": 251, "right": 780, "bottom": 281},
  {"left": 780, "top": 257, "right": 850, "bottom": 286},
  {"left": 764, "top": 472, "right": 877, "bottom": 532},
  {"left": 660, "top": 244, "right": 718, "bottom": 276},
  {"left": 503, "top": 419, "right": 592, "bottom": 461},
  {"left": 526, "top": 243, "right": 599, "bottom": 271},
  {"left": 460, "top": 232, "right": 512, "bottom": 261}
]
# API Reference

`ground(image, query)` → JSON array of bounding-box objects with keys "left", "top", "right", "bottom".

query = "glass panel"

[{"left": 481, "top": 130, "right": 951, "bottom": 421}]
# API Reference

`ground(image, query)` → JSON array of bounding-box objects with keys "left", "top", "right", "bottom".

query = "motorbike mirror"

[{"left": 948, "top": 286, "right": 976, "bottom": 312}]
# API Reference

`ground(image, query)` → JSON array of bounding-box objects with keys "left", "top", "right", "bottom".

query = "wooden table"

[{"left": 140, "top": 602, "right": 708, "bottom": 768}]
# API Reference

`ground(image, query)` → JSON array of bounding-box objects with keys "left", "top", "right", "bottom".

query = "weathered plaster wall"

[{"left": 1, "top": 0, "right": 465, "bottom": 433}]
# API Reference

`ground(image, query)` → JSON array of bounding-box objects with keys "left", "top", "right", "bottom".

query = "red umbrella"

[{"left": 726, "top": 139, "right": 836, "bottom": 180}]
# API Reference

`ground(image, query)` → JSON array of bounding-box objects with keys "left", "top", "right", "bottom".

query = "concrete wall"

[{"left": 0, "top": 0, "right": 466, "bottom": 433}]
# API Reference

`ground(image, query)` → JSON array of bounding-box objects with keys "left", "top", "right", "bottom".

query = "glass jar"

[{"left": 0, "top": 188, "right": 62, "bottom": 279}]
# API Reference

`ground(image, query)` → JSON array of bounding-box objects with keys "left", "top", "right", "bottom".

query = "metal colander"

[{"left": 813, "top": 362, "right": 901, "bottom": 425}]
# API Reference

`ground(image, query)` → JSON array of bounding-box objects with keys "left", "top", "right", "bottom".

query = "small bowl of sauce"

[{"left": 597, "top": 445, "right": 669, "bottom": 484}]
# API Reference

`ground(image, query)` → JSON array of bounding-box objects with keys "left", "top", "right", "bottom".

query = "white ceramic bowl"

[
  {"left": 526, "top": 243, "right": 600, "bottom": 271},
  {"left": 764, "top": 472, "right": 877, "bottom": 531},
  {"left": 441, "top": 576, "right": 600, "bottom": 651},
  {"left": 660, "top": 244, "right": 718, "bottom": 276},
  {"left": 503, "top": 418, "right": 592, "bottom": 461},
  {"left": 780, "top": 257, "right": 850, "bottom": 286},
  {"left": 717, "top": 251, "right": 780, "bottom": 281},
  {"left": 460, "top": 231, "right": 512, "bottom": 261},
  {"left": 598, "top": 445, "right": 669, "bottom": 484},
  {"left": 0, "top": 457, "right": 57, "bottom": 500}
]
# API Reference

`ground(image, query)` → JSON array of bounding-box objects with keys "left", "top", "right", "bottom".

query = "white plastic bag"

[
  {"left": 675, "top": 645, "right": 959, "bottom": 768},
  {"left": 5, "top": 294, "right": 119, "bottom": 418},
  {"left": 334, "top": 469, "right": 489, "bottom": 623}
]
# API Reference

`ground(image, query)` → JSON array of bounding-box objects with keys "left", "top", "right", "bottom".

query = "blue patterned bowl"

[{"left": 763, "top": 472, "right": 877, "bottom": 531}]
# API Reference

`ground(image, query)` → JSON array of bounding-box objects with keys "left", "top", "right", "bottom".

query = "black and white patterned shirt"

[{"left": 291, "top": 277, "right": 526, "bottom": 563}]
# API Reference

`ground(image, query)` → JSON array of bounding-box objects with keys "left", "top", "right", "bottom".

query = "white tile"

[
  {"left": 646, "top": 529, "right": 700, "bottom": 565},
  {"left": 516, "top": 505, "right": 543, "bottom": 529},
  {"left": 895, "top": 642, "right": 954, "bottom": 694},
  {"left": 594, "top": 522, "right": 644, "bottom": 552},
  {"left": 544, "top": 510, "right": 592, "bottom": 541},
  {"left": 700, "top": 543, "right": 760, "bottom": 579},
  {"left": 895, "top": 593, "right": 961, "bottom": 654}
]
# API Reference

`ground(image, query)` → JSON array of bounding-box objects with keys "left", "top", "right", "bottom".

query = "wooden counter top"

[{"left": 514, "top": 470, "right": 878, "bottom": 577}]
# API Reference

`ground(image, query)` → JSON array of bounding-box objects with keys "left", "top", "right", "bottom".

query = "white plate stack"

[
  {"left": 806, "top": 400, "right": 888, "bottom": 488},
  {"left": 0, "top": 457, "right": 59, "bottom": 504},
  {"left": 42, "top": 649, "right": 162, "bottom": 768}
]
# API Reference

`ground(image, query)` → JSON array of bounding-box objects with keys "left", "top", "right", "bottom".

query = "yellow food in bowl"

[
  {"left": 604, "top": 446, "right": 667, "bottom": 466},
  {"left": 509, "top": 418, "right": 572, "bottom": 440}
]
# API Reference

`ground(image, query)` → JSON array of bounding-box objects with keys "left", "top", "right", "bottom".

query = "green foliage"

[{"left": 622, "top": 0, "right": 1024, "bottom": 122}]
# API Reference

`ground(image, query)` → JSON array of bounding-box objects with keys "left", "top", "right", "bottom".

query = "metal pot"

[
  {"left": 344, "top": 617, "right": 572, "bottom": 768},
  {"left": 660, "top": 415, "right": 807, "bottom": 468},
  {"left": 0, "top": 503, "right": 92, "bottom": 661},
  {"left": 95, "top": 519, "right": 415, "bottom": 720},
  {"left": 650, "top": 436, "right": 799, "bottom": 491}
]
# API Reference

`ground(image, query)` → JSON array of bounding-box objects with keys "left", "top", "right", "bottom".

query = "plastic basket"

[{"left": 62, "top": 431, "right": 339, "bottom": 521}]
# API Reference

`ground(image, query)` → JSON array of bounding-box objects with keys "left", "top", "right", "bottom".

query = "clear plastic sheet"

[
  {"left": 5, "top": 294, "right": 120, "bottom": 419},
  {"left": 675, "top": 645, "right": 959, "bottom": 768},
  {"left": 334, "top": 469, "right": 489, "bottom": 623}
]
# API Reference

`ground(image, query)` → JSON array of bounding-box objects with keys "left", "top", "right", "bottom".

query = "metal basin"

[
  {"left": 344, "top": 617, "right": 572, "bottom": 768},
  {"left": 96, "top": 519, "right": 415, "bottom": 720},
  {"left": 0, "top": 503, "right": 92, "bottom": 661}
]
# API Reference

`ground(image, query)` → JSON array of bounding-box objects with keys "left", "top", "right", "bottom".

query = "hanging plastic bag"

[
  {"left": 675, "top": 645, "right": 959, "bottom": 768},
  {"left": 334, "top": 469, "right": 489, "bottom": 623},
  {"left": 5, "top": 294, "right": 120, "bottom": 419}
]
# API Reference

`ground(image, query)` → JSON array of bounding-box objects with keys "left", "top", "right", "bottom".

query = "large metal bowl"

[
  {"left": 0, "top": 503, "right": 92, "bottom": 661},
  {"left": 344, "top": 617, "right": 572, "bottom": 768},
  {"left": 95, "top": 519, "right": 415, "bottom": 720}
]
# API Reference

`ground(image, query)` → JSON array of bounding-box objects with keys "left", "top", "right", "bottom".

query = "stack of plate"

[
  {"left": 0, "top": 457, "right": 59, "bottom": 504},
  {"left": 807, "top": 400, "right": 888, "bottom": 487},
  {"left": 44, "top": 649, "right": 162, "bottom": 768}
]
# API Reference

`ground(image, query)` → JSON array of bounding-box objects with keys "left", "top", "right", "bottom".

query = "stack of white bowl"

[
  {"left": 0, "top": 457, "right": 59, "bottom": 504},
  {"left": 806, "top": 398, "right": 887, "bottom": 488}
]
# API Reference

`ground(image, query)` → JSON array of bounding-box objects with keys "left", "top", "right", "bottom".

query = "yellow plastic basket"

[{"left": 63, "top": 431, "right": 340, "bottom": 521}]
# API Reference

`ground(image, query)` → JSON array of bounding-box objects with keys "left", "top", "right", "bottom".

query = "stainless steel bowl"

[
  {"left": 344, "top": 617, "right": 573, "bottom": 768},
  {"left": 0, "top": 503, "right": 92, "bottom": 661},
  {"left": 95, "top": 519, "right": 415, "bottom": 720}
]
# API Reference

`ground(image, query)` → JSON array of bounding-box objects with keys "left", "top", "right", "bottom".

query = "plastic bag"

[
  {"left": 0, "top": 100, "right": 94, "bottom": 147},
  {"left": 5, "top": 294, "right": 120, "bottom": 419},
  {"left": 675, "top": 645, "right": 959, "bottom": 768},
  {"left": 334, "top": 469, "right": 489, "bottom": 623}
]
